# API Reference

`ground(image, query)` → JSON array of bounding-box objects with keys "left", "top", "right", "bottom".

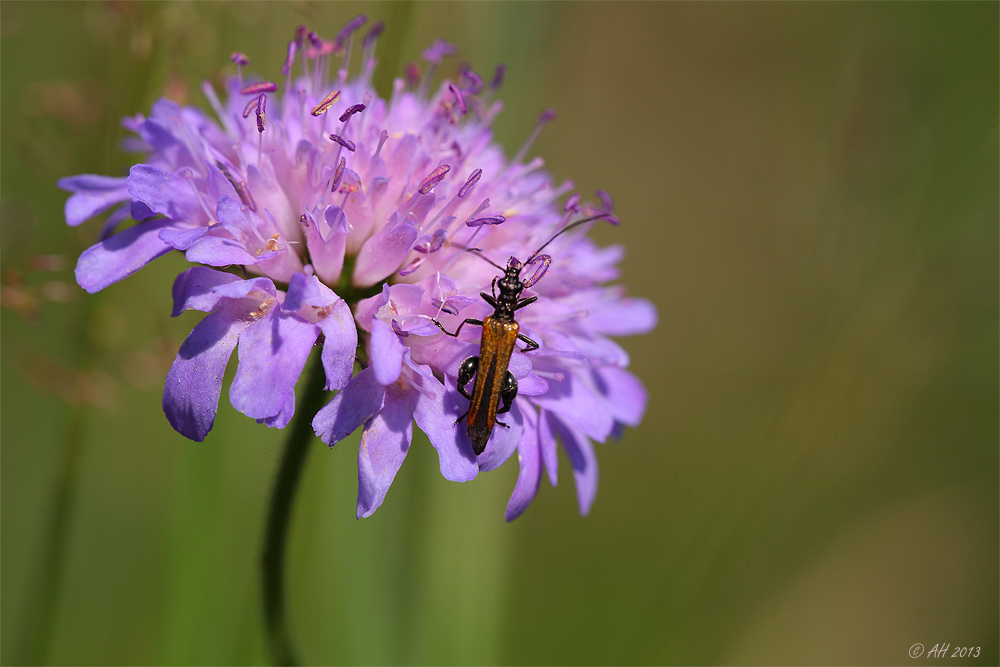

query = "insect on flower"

[
  {"left": 60, "top": 11, "right": 656, "bottom": 518},
  {"left": 432, "top": 213, "right": 613, "bottom": 455}
]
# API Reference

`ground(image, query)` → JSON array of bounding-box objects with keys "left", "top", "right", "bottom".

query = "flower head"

[{"left": 60, "top": 16, "right": 656, "bottom": 519}]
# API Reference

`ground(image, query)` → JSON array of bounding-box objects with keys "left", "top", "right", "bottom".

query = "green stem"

[
  {"left": 15, "top": 405, "right": 87, "bottom": 665},
  {"left": 261, "top": 353, "right": 328, "bottom": 666}
]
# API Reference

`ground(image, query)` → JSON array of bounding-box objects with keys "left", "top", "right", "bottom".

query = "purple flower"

[
  {"left": 61, "top": 17, "right": 656, "bottom": 519},
  {"left": 164, "top": 267, "right": 355, "bottom": 441}
]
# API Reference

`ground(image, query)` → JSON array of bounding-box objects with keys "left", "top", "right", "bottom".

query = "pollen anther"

[
  {"left": 418, "top": 164, "right": 451, "bottom": 194},
  {"left": 311, "top": 90, "right": 341, "bottom": 116},
  {"left": 241, "top": 81, "right": 278, "bottom": 95},
  {"left": 329, "top": 134, "right": 356, "bottom": 152},
  {"left": 339, "top": 104, "right": 366, "bottom": 122}
]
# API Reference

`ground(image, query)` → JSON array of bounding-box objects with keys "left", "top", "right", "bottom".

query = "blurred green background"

[{"left": 2, "top": 2, "right": 997, "bottom": 665}]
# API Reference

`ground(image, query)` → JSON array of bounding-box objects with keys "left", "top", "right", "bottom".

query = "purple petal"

[
  {"left": 171, "top": 267, "right": 243, "bottom": 315},
  {"left": 538, "top": 408, "right": 559, "bottom": 486},
  {"left": 136, "top": 110, "right": 197, "bottom": 169},
  {"left": 185, "top": 235, "right": 258, "bottom": 267},
  {"left": 517, "top": 373, "right": 549, "bottom": 396},
  {"left": 532, "top": 372, "right": 614, "bottom": 442},
  {"left": 299, "top": 207, "right": 347, "bottom": 285},
  {"left": 313, "top": 366, "right": 386, "bottom": 446},
  {"left": 229, "top": 309, "right": 320, "bottom": 429},
  {"left": 58, "top": 173, "right": 128, "bottom": 193},
  {"left": 319, "top": 299, "right": 357, "bottom": 390},
  {"left": 210, "top": 276, "right": 277, "bottom": 302},
  {"left": 566, "top": 333, "right": 630, "bottom": 367},
  {"left": 357, "top": 384, "right": 414, "bottom": 518},
  {"left": 214, "top": 194, "right": 263, "bottom": 242},
  {"left": 407, "top": 194, "right": 438, "bottom": 226},
  {"left": 550, "top": 415, "right": 599, "bottom": 516},
  {"left": 370, "top": 318, "right": 405, "bottom": 385},
  {"left": 159, "top": 226, "right": 209, "bottom": 251},
  {"left": 386, "top": 134, "right": 418, "bottom": 175},
  {"left": 352, "top": 285, "right": 389, "bottom": 333},
  {"left": 245, "top": 165, "right": 296, "bottom": 239},
  {"left": 505, "top": 407, "right": 541, "bottom": 521},
  {"left": 204, "top": 161, "right": 240, "bottom": 204},
  {"left": 593, "top": 366, "right": 647, "bottom": 427},
  {"left": 386, "top": 282, "right": 425, "bottom": 313},
  {"left": 99, "top": 204, "right": 131, "bottom": 240},
  {"left": 409, "top": 360, "right": 478, "bottom": 482},
  {"left": 127, "top": 164, "right": 199, "bottom": 221},
  {"left": 283, "top": 271, "right": 332, "bottom": 311},
  {"left": 507, "top": 352, "right": 532, "bottom": 379},
  {"left": 476, "top": 401, "right": 523, "bottom": 472},
  {"left": 131, "top": 200, "right": 155, "bottom": 221},
  {"left": 75, "top": 218, "right": 174, "bottom": 293},
  {"left": 212, "top": 197, "right": 291, "bottom": 272},
  {"left": 583, "top": 297, "right": 658, "bottom": 336},
  {"left": 163, "top": 310, "right": 248, "bottom": 441},
  {"left": 282, "top": 273, "right": 357, "bottom": 390},
  {"left": 352, "top": 220, "right": 418, "bottom": 287},
  {"left": 256, "top": 249, "right": 300, "bottom": 285},
  {"left": 58, "top": 174, "right": 130, "bottom": 227}
]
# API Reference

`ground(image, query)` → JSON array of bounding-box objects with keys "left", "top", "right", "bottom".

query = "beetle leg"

[
  {"left": 456, "top": 356, "right": 478, "bottom": 402},
  {"left": 514, "top": 295, "right": 537, "bottom": 311},
  {"left": 517, "top": 333, "right": 539, "bottom": 353},
  {"left": 497, "top": 371, "right": 518, "bottom": 415},
  {"left": 495, "top": 371, "right": 516, "bottom": 428},
  {"left": 432, "top": 318, "right": 483, "bottom": 338}
]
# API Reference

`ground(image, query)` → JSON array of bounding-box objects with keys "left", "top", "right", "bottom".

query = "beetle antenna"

[
  {"left": 445, "top": 241, "right": 505, "bottom": 271},
  {"left": 526, "top": 212, "right": 611, "bottom": 264}
]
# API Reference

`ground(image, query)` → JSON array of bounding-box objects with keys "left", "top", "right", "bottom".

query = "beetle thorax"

[{"left": 493, "top": 261, "right": 525, "bottom": 320}]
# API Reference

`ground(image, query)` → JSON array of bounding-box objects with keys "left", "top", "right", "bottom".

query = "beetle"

[{"left": 431, "top": 213, "right": 610, "bottom": 455}]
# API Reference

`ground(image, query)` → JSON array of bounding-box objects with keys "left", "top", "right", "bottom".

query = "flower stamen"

[
  {"left": 334, "top": 14, "right": 367, "bottom": 84},
  {"left": 339, "top": 103, "right": 366, "bottom": 124},
  {"left": 236, "top": 181, "right": 257, "bottom": 212},
  {"left": 182, "top": 168, "right": 215, "bottom": 223},
  {"left": 466, "top": 214, "right": 505, "bottom": 228},
  {"left": 242, "top": 206, "right": 270, "bottom": 246},
  {"left": 241, "top": 81, "right": 278, "bottom": 96},
  {"left": 425, "top": 167, "right": 481, "bottom": 230},
  {"left": 255, "top": 94, "right": 267, "bottom": 164},
  {"left": 282, "top": 40, "right": 297, "bottom": 90},
  {"left": 430, "top": 298, "right": 458, "bottom": 316},
  {"left": 419, "top": 39, "right": 456, "bottom": 98},
  {"left": 461, "top": 68, "right": 484, "bottom": 95},
  {"left": 361, "top": 21, "right": 384, "bottom": 83},
  {"left": 231, "top": 52, "right": 249, "bottom": 87},
  {"left": 242, "top": 97, "right": 258, "bottom": 119},
  {"left": 261, "top": 233, "right": 282, "bottom": 255},
  {"left": 447, "top": 82, "right": 467, "bottom": 118},
  {"left": 329, "top": 134, "right": 356, "bottom": 152},
  {"left": 512, "top": 108, "right": 556, "bottom": 165},
  {"left": 458, "top": 168, "right": 482, "bottom": 198},
  {"left": 398, "top": 258, "right": 422, "bottom": 276},
  {"left": 418, "top": 164, "right": 450, "bottom": 195},
  {"left": 331, "top": 157, "right": 346, "bottom": 192},
  {"left": 372, "top": 129, "right": 389, "bottom": 163},
  {"left": 311, "top": 90, "right": 341, "bottom": 117},
  {"left": 248, "top": 294, "right": 276, "bottom": 320}
]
